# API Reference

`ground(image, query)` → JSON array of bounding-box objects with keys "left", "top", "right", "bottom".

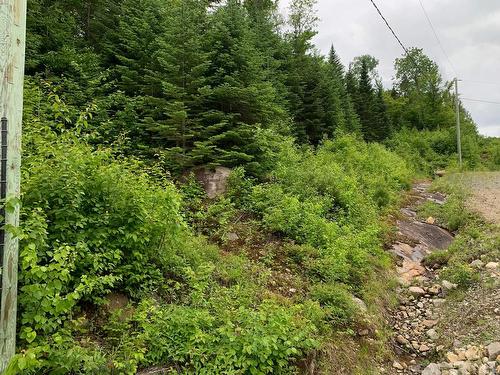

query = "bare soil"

[{"left": 460, "top": 172, "right": 500, "bottom": 224}]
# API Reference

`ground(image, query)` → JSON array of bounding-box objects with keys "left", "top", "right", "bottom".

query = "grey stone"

[
  {"left": 351, "top": 296, "right": 368, "bottom": 312},
  {"left": 470, "top": 259, "right": 484, "bottom": 268},
  {"left": 193, "top": 166, "right": 232, "bottom": 199},
  {"left": 409, "top": 286, "right": 426, "bottom": 296},
  {"left": 485, "top": 262, "right": 499, "bottom": 270},
  {"left": 442, "top": 280, "right": 458, "bottom": 290},
  {"left": 486, "top": 341, "right": 500, "bottom": 360},
  {"left": 226, "top": 232, "right": 239, "bottom": 241},
  {"left": 422, "top": 363, "right": 441, "bottom": 375},
  {"left": 427, "top": 328, "right": 439, "bottom": 340}
]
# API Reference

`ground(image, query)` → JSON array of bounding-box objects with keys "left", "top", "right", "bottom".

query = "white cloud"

[{"left": 280, "top": 0, "right": 500, "bottom": 137}]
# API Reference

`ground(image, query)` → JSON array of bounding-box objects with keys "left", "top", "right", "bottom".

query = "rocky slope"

[{"left": 387, "top": 182, "right": 500, "bottom": 375}]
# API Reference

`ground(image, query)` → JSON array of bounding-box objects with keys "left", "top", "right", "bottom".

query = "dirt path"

[{"left": 452, "top": 172, "right": 500, "bottom": 224}]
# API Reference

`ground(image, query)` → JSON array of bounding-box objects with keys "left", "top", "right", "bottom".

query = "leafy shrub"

[
  {"left": 309, "top": 283, "right": 357, "bottom": 327},
  {"left": 387, "top": 126, "right": 483, "bottom": 175},
  {"left": 441, "top": 263, "right": 480, "bottom": 288},
  {"left": 250, "top": 135, "right": 409, "bottom": 288},
  {"left": 137, "top": 299, "right": 320, "bottom": 374}
]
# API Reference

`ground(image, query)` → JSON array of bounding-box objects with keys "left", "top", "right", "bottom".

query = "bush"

[
  {"left": 137, "top": 299, "right": 320, "bottom": 374},
  {"left": 441, "top": 263, "right": 480, "bottom": 288},
  {"left": 309, "top": 283, "right": 357, "bottom": 327},
  {"left": 250, "top": 135, "right": 410, "bottom": 288}
]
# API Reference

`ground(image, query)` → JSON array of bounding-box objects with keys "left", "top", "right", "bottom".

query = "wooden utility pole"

[
  {"left": 0, "top": 0, "right": 26, "bottom": 371},
  {"left": 455, "top": 78, "right": 463, "bottom": 169}
]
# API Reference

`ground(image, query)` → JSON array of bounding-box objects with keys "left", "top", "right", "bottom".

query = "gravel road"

[{"left": 459, "top": 172, "right": 500, "bottom": 224}]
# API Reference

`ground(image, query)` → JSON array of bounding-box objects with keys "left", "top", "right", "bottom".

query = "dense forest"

[{"left": 6, "top": 0, "right": 500, "bottom": 373}]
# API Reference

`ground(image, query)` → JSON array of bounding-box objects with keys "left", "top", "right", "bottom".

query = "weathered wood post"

[{"left": 0, "top": 0, "right": 26, "bottom": 370}]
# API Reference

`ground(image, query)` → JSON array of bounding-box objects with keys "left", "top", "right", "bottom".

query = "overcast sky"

[{"left": 280, "top": 0, "right": 500, "bottom": 137}]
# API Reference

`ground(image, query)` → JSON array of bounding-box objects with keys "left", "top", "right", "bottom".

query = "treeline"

[{"left": 27, "top": 0, "right": 494, "bottom": 175}]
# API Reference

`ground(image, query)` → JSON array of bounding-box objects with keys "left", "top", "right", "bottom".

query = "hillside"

[{"left": 3, "top": 0, "right": 500, "bottom": 374}]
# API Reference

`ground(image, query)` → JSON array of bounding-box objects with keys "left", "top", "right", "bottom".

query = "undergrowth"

[
  {"left": 8, "top": 82, "right": 411, "bottom": 374},
  {"left": 420, "top": 176, "right": 499, "bottom": 288}
]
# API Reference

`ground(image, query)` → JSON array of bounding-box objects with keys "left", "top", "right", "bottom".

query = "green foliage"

[
  {"left": 309, "top": 283, "right": 356, "bottom": 327},
  {"left": 137, "top": 299, "right": 320, "bottom": 374},
  {"left": 250, "top": 135, "right": 410, "bottom": 287},
  {"left": 19, "top": 0, "right": 498, "bottom": 372},
  {"left": 418, "top": 190, "right": 472, "bottom": 232},
  {"left": 441, "top": 264, "right": 480, "bottom": 288}
]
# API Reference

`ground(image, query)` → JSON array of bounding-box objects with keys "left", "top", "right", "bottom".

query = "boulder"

[
  {"left": 351, "top": 296, "right": 368, "bottom": 313},
  {"left": 470, "top": 259, "right": 484, "bottom": 269},
  {"left": 393, "top": 361, "right": 404, "bottom": 370},
  {"left": 193, "top": 166, "right": 232, "bottom": 199},
  {"left": 435, "top": 170, "right": 446, "bottom": 177}
]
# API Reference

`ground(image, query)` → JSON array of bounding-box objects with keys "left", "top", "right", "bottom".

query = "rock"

[
  {"left": 486, "top": 342, "right": 500, "bottom": 360},
  {"left": 226, "top": 232, "right": 239, "bottom": 241},
  {"left": 464, "top": 346, "right": 481, "bottom": 361},
  {"left": 423, "top": 319, "right": 438, "bottom": 328},
  {"left": 396, "top": 335, "right": 409, "bottom": 345},
  {"left": 470, "top": 259, "right": 484, "bottom": 268},
  {"left": 456, "top": 350, "right": 467, "bottom": 361},
  {"left": 446, "top": 352, "right": 460, "bottom": 363},
  {"left": 398, "top": 220, "right": 453, "bottom": 250},
  {"left": 103, "top": 292, "right": 133, "bottom": 320},
  {"left": 435, "top": 170, "right": 446, "bottom": 177},
  {"left": 429, "top": 285, "right": 441, "bottom": 294},
  {"left": 478, "top": 364, "right": 489, "bottom": 375},
  {"left": 193, "top": 166, "right": 232, "bottom": 199},
  {"left": 426, "top": 216, "right": 436, "bottom": 225},
  {"left": 104, "top": 292, "right": 129, "bottom": 313},
  {"left": 442, "top": 280, "right": 458, "bottom": 290},
  {"left": 427, "top": 328, "right": 439, "bottom": 340},
  {"left": 422, "top": 363, "right": 441, "bottom": 375},
  {"left": 351, "top": 296, "right": 368, "bottom": 312},
  {"left": 393, "top": 361, "right": 404, "bottom": 370},
  {"left": 419, "top": 344, "right": 431, "bottom": 352},
  {"left": 485, "top": 262, "right": 499, "bottom": 270},
  {"left": 358, "top": 329, "right": 370, "bottom": 336},
  {"left": 409, "top": 286, "right": 426, "bottom": 296}
]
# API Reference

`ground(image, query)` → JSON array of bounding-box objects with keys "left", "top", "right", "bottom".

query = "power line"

[
  {"left": 462, "top": 98, "right": 500, "bottom": 105},
  {"left": 368, "top": 0, "right": 409, "bottom": 54},
  {"left": 417, "top": 0, "right": 458, "bottom": 77},
  {"left": 462, "top": 79, "right": 500, "bottom": 87},
  {"left": 368, "top": 0, "right": 500, "bottom": 112}
]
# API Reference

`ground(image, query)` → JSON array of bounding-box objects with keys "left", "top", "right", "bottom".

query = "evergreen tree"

[
  {"left": 355, "top": 60, "right": 377, "bottom": 141},
  {"left": 192, "top": 0, "right": 283, "bottom": 168},
  {"left": 373, "top": 85, "right": 391, "bottom": 141}
]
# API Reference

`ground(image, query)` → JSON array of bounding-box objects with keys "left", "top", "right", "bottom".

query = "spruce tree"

[
  {"left": 192, "top": 0, "right": 282, "bottom": 168},
  {"left": 355, "top": 59, "right": 377, "bottom": 141}
]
